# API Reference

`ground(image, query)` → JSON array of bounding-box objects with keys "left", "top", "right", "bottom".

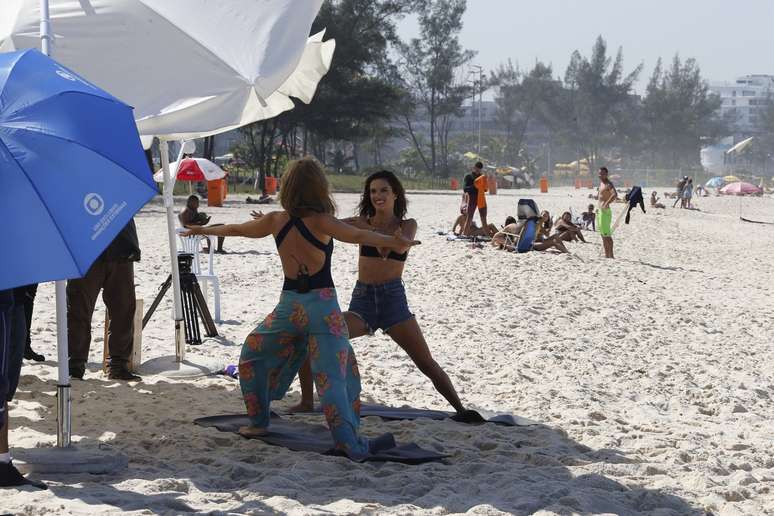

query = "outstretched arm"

[
  {"left": 317, "top": 214, "right": 420, "bottom": 250},
  {"left": 182, "top": 212, "right": 278, "bottom": 239}
]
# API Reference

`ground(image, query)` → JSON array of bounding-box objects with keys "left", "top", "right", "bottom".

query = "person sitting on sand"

[
  {"left": 531, "top": 211, "right": 570, "bottom": 253},
  {"left": 581, "top": 204, "right": 596, "bottom": 231},
  {"left": 183, "top": 158, "right": 420, "bottom": 458},
  {"left": 179, "top": 195, "right": 226, "bottom": 253},
  {"left": 650, "top": 192, "right": 665, "bottom": 209},
  {"left": 554, "top": 211, "right": 587, "bottom": 243},
  {"left": 246, "top": 190, "right": 274, "bottom": 205},
  {"left": 453, "top": 214, "right": 497, "bottom": 237},
  {"left": 491, "top": 217, "right": 523, "bottom": 250}
]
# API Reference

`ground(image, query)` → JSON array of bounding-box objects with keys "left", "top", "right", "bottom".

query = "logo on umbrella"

[
  {"left": 83, "top": 193, "right": 105, "bottom": 216},
  {"left": 56, "top": 69, "right": 76, "bottom": 81}
]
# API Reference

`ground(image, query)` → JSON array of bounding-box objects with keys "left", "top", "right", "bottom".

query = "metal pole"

[
  {"left": 477, "top": 67, "right": 483, "bottom": 156},
  {"left": 160, "top": 140, "right": 187, "bottom": 362},
  {"left": 54, "top": 281, "right": 71, "bottom": 448},
  {"left": 41, "top": 0, "right": 72, "bottom": 450},
  {"left": 39, "top": 0, "right": 51, "bottom": 56}
]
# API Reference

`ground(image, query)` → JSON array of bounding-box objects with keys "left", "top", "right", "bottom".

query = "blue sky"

[{"left": 397, "top": 0, "right": 774, "bottom": 90}]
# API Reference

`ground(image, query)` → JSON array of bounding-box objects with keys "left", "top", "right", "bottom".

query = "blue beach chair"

[{"left": 516, "top": 199, "right": 539, "bottom": 253}]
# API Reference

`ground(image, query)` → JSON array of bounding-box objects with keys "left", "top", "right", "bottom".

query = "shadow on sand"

[{"left": 8, "top": 374, "right": 705, "bottom": 515}]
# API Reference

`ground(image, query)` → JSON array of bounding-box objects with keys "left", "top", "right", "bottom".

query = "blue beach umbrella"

[
  {"left": 706, "top": 176, "right": 724, "bottom": 188},
  {"left": 0, "top": 49, "right": 157, "bottom": 290}
]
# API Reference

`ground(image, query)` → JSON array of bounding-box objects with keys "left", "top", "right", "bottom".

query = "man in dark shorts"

[
  {"left": 0, "top": 288, "right": 47, "bottom": 489},
  {"left": 462, "top": 162, "right": 483, "bottom": 235}
]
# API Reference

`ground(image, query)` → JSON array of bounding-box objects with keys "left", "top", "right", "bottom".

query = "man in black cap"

[{"left": 67, "top": 219, "right": 142, "bottom": 381}]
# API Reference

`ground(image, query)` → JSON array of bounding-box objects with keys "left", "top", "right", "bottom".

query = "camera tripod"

[{"left": 143, "top": 253, "right": 218, "bottom": 344}]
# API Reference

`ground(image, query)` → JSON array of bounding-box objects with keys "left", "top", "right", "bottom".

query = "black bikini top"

[
  {"left": 275, "top": 217, "right": 334, "bottom": 291},
  {"left": 359, "top": 219, "right": 408, "bottom": 262},
  {"left": 360, "top": 245, "right": 407, "bottom": 262}
]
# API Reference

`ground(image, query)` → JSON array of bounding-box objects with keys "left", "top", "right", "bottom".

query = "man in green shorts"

[{"left": 597, "top": 167, "right": 618, "bottom": 258}]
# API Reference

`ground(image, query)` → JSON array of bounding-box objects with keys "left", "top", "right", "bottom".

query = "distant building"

[{"left": 710, "top": 74, "right": 774, "bottom": 134}]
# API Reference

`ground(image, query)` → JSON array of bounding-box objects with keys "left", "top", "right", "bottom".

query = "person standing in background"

[
  {"left": 67, "top": 219, "right": 142, "bottom": 381},
  {"left": 473, "top": 165, "right": 488, "bottom": 229},
  {"left": 20, "top": 284, "right": 43, "bottom": 362},
  {"left": 462, "top": 162, "right": 483, "bottom": 235}
]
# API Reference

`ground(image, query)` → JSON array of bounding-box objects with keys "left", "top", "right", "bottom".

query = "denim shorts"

[{"left": 347, "top": 279, "right": 414, "bottom": 334}]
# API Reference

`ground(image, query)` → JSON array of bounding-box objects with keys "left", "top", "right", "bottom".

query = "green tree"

[
  {"left": 491, "top": 60, "right": 561, "bottom": 164},
  {"left": 231, "top": 0, "right": 414, "bottom": 188},
  {"left": 397, "top": 0, "right": 474, "bottom": 176},
  {"left": 642, "top": 55, "right": 724, "bottom": 168},
  {"left": 562, "top": 36, "right": 642, "bottom": 171}
]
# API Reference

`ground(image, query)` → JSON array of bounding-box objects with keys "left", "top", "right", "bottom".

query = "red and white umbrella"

[
  {"left": 720, "top": 181, "right": 761, "bottom": 196},
  {"left": 153, "top": 157, "right": 226, "bottom": 183}
]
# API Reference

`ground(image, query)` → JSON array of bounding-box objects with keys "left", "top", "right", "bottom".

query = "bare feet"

[
  {"left": 286, "top": 401, "right": 315, "bottom": 413},
  {"left": 238, "top": 425, "right": 268, "bottom": 438}
]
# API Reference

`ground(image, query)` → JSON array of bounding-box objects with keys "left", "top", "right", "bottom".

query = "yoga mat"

[
  {"left": 286, "top": 404, "right": 539, "bottom": 427},
  {"left": 194, "top": 414, "right": 449, "bottom": 464}
]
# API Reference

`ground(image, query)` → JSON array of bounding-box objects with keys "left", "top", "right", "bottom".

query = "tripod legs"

[{"left": 142, "top": 272, "right": 218, "bottom": 344}]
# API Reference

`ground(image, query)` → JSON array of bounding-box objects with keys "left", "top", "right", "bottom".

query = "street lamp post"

[{"left": 469, "top": 65, "right": 484, "bottom": 156}]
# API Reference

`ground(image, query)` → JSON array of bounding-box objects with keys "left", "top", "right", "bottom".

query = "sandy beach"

[{"left": 3, "top": 187, "right": 773, "bottom": 515}]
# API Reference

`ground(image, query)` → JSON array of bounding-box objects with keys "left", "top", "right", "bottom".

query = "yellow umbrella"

[
  {"left": 463, "top": 152, "right": 480, "bottom": 160},
  {"left": 724, "top": 175, "right": 740, "bottom": 183}
]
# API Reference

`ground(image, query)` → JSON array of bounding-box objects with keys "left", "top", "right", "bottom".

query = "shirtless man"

[{"left": 597, "top": 167, "right": 618, "bottom": 259}]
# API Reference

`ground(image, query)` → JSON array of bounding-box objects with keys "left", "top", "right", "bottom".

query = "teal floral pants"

[{"left": 239, "top": 288, "right": 369, "bottom": 458}]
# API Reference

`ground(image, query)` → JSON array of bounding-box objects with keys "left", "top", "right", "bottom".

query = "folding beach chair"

[{"left": 516, "top": 199, "right": 539, "bottom": 253}]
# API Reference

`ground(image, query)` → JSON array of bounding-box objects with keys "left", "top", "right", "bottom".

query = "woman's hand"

[
  {"left": 390, "top": 229, "right": 420, "bottom": 250},
  {"left": 250, "top": 210, "right": 264, "bottom": 220}
]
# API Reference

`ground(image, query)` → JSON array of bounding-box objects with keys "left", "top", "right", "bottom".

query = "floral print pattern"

[
  {"left": 290, "top": 302, "right": 309, "bottom": 330},
  {"left": 243, "top": 392, "right": 261, "bottom": 417},
  {"left": 324, "top": 310, "right": 347, "bottom": 337},
  {"left": 239, "top": 288, "right": 369, "bottom": 457}
]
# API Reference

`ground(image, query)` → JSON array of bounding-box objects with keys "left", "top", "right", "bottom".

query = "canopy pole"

[
  {"left": 54, "top": 281, "right": 71, "bottom": 448},
  {"left": 160, "top": 140, "right": 187, "bottom": 362},
  {"left": 40, "top": 0, "right": 71, "bottom": 450},
  {"left": 39, "top": 0, "right": 52, "bottom": 56}
]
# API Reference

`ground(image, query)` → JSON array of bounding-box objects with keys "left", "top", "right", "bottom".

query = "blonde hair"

[{"left": 279, "top": 158, "right": 336, "bottom": 217}]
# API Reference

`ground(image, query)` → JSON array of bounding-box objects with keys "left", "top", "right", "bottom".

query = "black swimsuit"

[{"left": 275, "top": 217, "right": 334, "bottom": 291}]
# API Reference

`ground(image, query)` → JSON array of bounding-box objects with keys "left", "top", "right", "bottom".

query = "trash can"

[
  {"left": 487, "top": 173, "right": 497, "bottom": 195},
  {"left": 450, "top": 178, "right": 459, "bottom": 190},
  {"left": 574, "top": 178, "right": 581, "bottom": 189},
  {"left": 539, "top": 176, "right": 549, "bottom": 193},
  {"left": 265, "top": 176, "right": 278, "bottom": 195},
  {"left": 207, "top": 178, "right": 226, "bottom": 207}
]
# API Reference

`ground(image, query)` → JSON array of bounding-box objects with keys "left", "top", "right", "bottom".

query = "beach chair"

[
  {"left": 176, "top": 228, "right": 221, "bottom": 322},
  {"left": 516, "top": 199, "right": 539, "bottom": 253}
]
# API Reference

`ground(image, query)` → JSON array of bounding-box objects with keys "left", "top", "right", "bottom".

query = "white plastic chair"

[{"left": 176, "top": 228, "right": 221, "bottom": 322}]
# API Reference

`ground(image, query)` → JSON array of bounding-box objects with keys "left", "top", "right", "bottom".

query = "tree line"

[{"left": 228, "top": 0, "right": 741, "bottom": 188}]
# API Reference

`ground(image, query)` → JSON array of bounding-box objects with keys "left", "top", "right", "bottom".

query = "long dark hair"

[
  {"left": 279, "top": 158, "right": 336, "bottom": 217},
  {"left": 357, "top": 170, "right": 407, "bottom": 219}
]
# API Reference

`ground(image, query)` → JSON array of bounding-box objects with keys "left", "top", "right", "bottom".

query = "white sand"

[{"left": 3, "top": 187, "right": 773, "bottom": 515}]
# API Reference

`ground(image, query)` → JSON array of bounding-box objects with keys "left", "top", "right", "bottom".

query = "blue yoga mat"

[
  {"left": 286, "top": 404, "right": 539, "bottom": 427},
  {"left": 194, "top": 414, "right": 449, "bottom": 464}
]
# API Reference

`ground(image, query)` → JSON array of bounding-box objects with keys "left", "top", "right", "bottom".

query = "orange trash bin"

[
  {"left": 265, "top": 176, "right": 278, "bottom": 195},
  {"left": 539, "top": 176, "right": 549, "bottom": 193},
  {"left": 207, "top": 179, "right": 226, "bottom": 207},
  {"left": 574, "top": 178, "right": 581, "bottom": 189},
  {"left": 450, "top": 178, "right": 459, "bottom": 190},
  {"left": 487, "top": 173, "right": 497, "bottom": 195}
]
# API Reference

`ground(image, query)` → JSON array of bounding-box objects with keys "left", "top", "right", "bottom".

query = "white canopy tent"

[
  {"left": 1, "top": 0, "right": 333, "bottom": 470},
  {"left": 1, "top": 0, "right": 332, "bottom": 146},
  {"left": 1, "top": 0, "right": 332, "bottom": 369}
]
